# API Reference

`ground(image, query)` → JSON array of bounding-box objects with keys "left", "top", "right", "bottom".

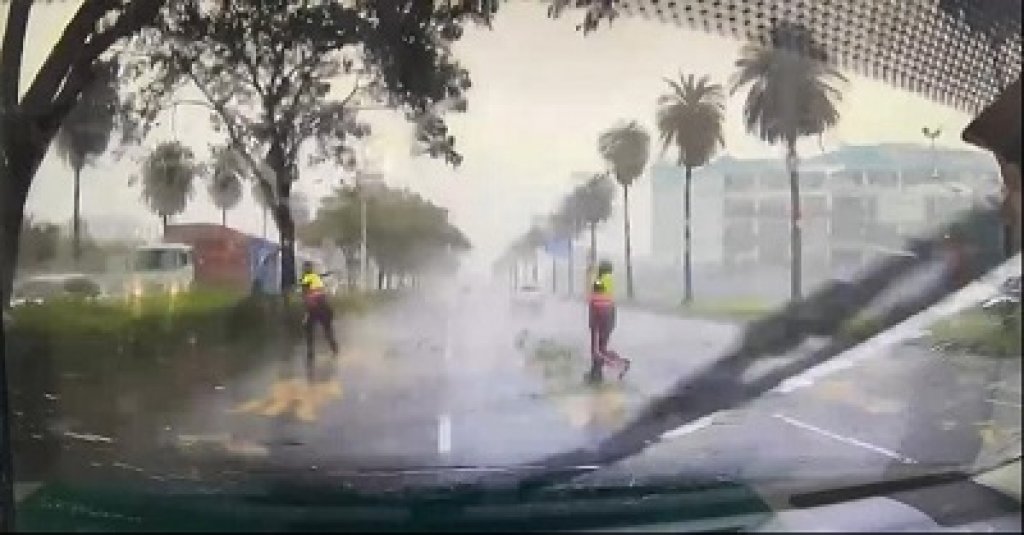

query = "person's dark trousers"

[{"left": 305, "top": 300, "right": 339, "bottom": 359}]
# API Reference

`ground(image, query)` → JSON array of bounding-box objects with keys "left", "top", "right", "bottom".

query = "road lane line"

[
  {"left": 662, "top": 414, "right": 716, "bottom": 439},
  {"left": 773, "top": 413, "right": 918, "bottom": 464},
  {"left": 438, "top": 414, "right": 452, "bottom": 454}
]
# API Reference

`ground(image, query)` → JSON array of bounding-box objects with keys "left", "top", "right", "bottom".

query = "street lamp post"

[
  {"left": 355, "top": 171, "right": 383, "bottom": 291},
  {"left": 922, "top": 126, "right": 942, "bottom": 179}
]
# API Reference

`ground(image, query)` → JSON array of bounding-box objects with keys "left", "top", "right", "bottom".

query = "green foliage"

[
  {"left": 729, "top": 21, "right": 846, "bottom": 151},
  {"left": 300, "top": 184, "right": 470, "bottom": 276},
  {"left": 678, "top": 298, "right": 775, "bottom": 322},
  {"left": 54, "top": 59, "right": 120, "bottom": 173},
  {"left": 928, "top": 307, "right": 1022, "bottom": 358},
  {"left": 17, "top": 217, "right": 61, "bottom": 269},
  {"left": 140, "top": 141, "right": 199, "bottom": 223},
  {"left": 656, "top": 73, "right": 726, "bottom": 170},
  {"left": 8, "top": 290, "right": 251, "bottom": 351},
  {"left": 206, "top": 145, "right": 245, "bottom": 218},
  {"left": 598, "top": 120, "right": 651, "bottom": 189}
]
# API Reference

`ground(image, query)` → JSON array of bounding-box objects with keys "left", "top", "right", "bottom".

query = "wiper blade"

[{"left": 497, "top": 205, "right": 1014, "bottom": 492}]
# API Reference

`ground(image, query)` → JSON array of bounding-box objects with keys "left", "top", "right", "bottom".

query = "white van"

[{"left": 126, "top": 244, "right": 195, "bottom": 296}]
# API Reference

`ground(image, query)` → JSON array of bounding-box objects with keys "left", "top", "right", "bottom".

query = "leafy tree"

[
  {"left": 0, "top": 0, "right": 165, "bottom": 308},
  {"left": 656, "top": 73, "right": 725, "bottom": 303},
  {"left": 16, "top": 216, "right": 61, "bottom": 271},
  {"left": 207, "top": 146, "right": 244, "bottom": 227},
  {"left": 730, "top": 21, "right": 845, "bottom": 299},
  {"left": 300, "top": 185, "right": 469, "bottom": 288},
  {"left": 598, "top": 120, "right": 650, "bottom": 300},
  {"left": 121, "top": 0, "right": 492, "bottom": 293},
  {"left": 574, "top": 173, "right": 616, "bottom": 269},
  {"left": 140, "top": 141, "right": 199, "bottom": 232},
  {"left": 53, "top": 58, "right": 120, "bottom": 262}
]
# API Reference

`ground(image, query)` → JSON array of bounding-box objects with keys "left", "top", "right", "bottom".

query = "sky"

[{"left": 4, "top": 2, "right": 983, "bottom": 271}]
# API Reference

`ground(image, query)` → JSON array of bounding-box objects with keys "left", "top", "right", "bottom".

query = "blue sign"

[
  {"left": 544, "top": 238, "right": 572, "bottom": 258},
  {"left": 248, "top": 238, "right": 281, "bottom": 294}
]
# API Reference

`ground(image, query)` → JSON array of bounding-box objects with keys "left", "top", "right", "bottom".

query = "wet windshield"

[
  {"left": 132, "top": 249, "right": 187, "bottom": 271},
  {"left": 1, "top": 0, "right": 1021, "bottom": 531}
]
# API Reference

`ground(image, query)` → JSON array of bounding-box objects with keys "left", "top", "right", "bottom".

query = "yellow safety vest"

[{"left": 589, "top": 273, "right": 614, "bottom": 307}]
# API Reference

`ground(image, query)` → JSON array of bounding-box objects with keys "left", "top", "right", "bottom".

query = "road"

[{"left": 25, "top": 279, "right": 1020, "bottom": 498}]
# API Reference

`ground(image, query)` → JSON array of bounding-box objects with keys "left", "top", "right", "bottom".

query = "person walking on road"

[
  {"left": 300, "top": 261, "right": 339, "bottom": 360},
  {"left": 586, "top": 260, "right": 631, "bottom": 383}
]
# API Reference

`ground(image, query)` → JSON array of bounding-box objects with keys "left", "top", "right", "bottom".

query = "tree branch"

[
  {"left": 1, "top": 0, "right": 32, "bottom": 109},
  {"left": 25, "top": 0, "right": 163, "bottom": 114}
]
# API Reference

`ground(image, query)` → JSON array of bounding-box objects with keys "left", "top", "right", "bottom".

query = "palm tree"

[
  {"left": 656, "top": 73, "right": 726, "bottom": 304},
  {"left": 555, "top": 194, "right": 587, "bottom": 296},
  {"left": 141, "top": 141, "right": 198, "bottom": 233},
  {"left": 730, "top": 21, "right": 845, "bottom": 299},
  {"left": 576, "top": 173, "right": 615, "bottom": 273},
  {"left": 598, "top": 120, "right": 650, "bottom": 300},
  {"left": 53, "top": 59, "right": 118, "bottom": 262},
  {"left": 207, "top": 147, "right": 244, "bottom": 227}
]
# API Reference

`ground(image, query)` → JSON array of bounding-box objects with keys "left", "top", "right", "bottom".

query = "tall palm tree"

[
  {"left": 207, "top": 147, "right": 244, "bottom": 227},
  {"left": 656, "top": 73, "right": 726, "bottom": 303},
  {"left": 730, "top": 22, "right": 845, "bottom": 299},
  {"left": 141, "top": 141, "right": 198, "bottom": 233},
  {"left": 556, "top": 192, "right": 587, "bottom": 296},
  {"left": 53, "top": 59, "right": 118, "bottom": 262},
  {"left": 576, "top": 173, "right": 615, "bottom": 269},
  {"left": 598, "top": 120, "right": 650, "bottom": 300}
]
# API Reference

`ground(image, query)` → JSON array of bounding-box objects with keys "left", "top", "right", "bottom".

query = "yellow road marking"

[{"left": 231, "top": 378, "right": 343, "bottom": 422}]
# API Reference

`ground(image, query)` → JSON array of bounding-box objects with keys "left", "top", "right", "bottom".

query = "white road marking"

[
  {"left": 438, "top": 414, "right": 452, "bottom": 454},
  {"left": 986, "top": 398, "right": 1023, "bottom": 409},
  {"left": 662, "top": 414, "right": 716, "bottom": 439},
  {"left": 773, "top": 413, "right": 918, "bottom": 464}
]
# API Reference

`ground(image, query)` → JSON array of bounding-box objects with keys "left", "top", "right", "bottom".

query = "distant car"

[
  {"left": 511, "top": 284, "right": 543, "bottom": 312},
  {"left": 11, "top": 274, "right": 104, "bottom": 307}
]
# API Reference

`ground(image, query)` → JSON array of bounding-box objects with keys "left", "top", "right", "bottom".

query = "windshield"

[
  {"left": 1, "top": 1, "right": 1020, "bottom": 531},
  {"left": 132, "top": 249, "right": 188, "bottom": 271}
]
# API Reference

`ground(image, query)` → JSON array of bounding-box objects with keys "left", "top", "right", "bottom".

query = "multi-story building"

[
  {"left": 705, "top": 144, "right": 1003, "bottom": 286},
  {"left": 650, "top": 162, "right": 683, "bottom": 266}
]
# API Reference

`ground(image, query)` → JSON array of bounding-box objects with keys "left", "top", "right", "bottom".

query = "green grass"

[
  {"left": 927, "top": 308, "right": 1021, "bottom": 358},
  {"left": 677, "top": 298, "right": 776, "bottom": 322},
  {"left": 5, "top": 289, "right": 291, "bottom": 360},
  {"left": 837, "top": 312, "right": 886, "bottom": 342}
]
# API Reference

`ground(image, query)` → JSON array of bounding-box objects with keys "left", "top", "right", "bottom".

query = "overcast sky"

[{"left": 5, "top": 2, "right": 983, "bottom": 270}]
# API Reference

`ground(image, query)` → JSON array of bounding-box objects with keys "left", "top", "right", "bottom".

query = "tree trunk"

[
  {"left": 589, "top": 222, "right": 597, "bottom": 267},
  {"left": 551, "top": 252, "right": 557, "bottom": 294},
  {"left": 567, "top": 235, "right": 574, "bottom": 296},
  {"left": 72, "top": 165, "right": 82, "bottom": 262},
  {"left": 161, "top": 214, "right": 168, "bottom": 235},
  {"left": 221, "top": 208, "right": 227, "bottom": 227},
  {"left": 0, "top": 124, "right": 49, "bottom": 532},
  {"left": 787, "top": 146, "right": 803, "bottom": 300},
  {"left": 622, "top": 184, "right": 635, "bottom": 300},
  {"left": 683, "top": 166, "right": 694, "bottom": 304},
  {"left": 377, "top": 270, "right": 385, "bottom": 290}
]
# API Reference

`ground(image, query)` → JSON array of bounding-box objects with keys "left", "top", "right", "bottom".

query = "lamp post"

[
  {"left": 922, "top": 126, "right": 942, "bottom": 179},
  {"left": 355, "top": 171, "right": 384, "bottom": 291}
]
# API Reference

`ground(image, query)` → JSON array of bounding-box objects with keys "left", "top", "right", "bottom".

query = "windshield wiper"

[{"left": 495, "top": 204, "right": 1016, "bottom": 492}]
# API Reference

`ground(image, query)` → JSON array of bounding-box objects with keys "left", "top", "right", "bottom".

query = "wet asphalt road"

[{"left": 36, "top": 279, "right": 1020, "bottom": 493}]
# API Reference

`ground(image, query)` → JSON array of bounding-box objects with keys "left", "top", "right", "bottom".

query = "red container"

[{"left": 163, "top": 224, "right": 252, "bottom": 291}]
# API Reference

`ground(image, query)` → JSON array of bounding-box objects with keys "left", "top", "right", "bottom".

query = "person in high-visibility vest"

[
  {"left": 586, "top": 260, "right": 630, "bottom": 383},
  {"left": 300, "top": 261, "right": 339, "bottom": 359}
]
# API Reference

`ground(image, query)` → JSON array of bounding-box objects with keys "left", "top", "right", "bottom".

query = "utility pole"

[{"left": 922, "top": 126, "right": 942, "bottom": 179}]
